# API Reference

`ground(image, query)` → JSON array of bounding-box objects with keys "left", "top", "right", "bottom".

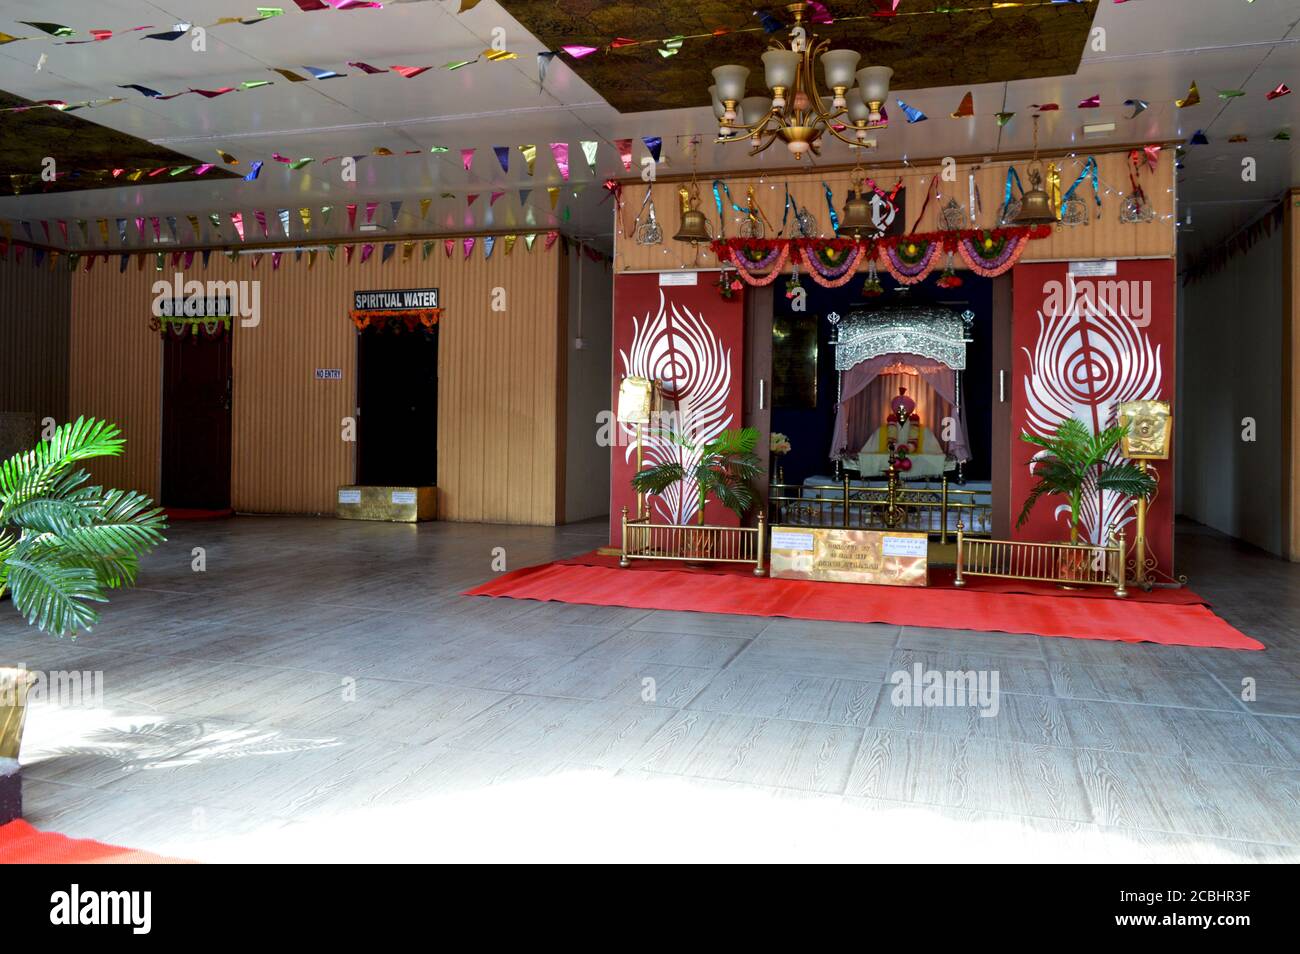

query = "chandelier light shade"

[{"left": 714, "top": 3, "right": 895, "bottom": 159}]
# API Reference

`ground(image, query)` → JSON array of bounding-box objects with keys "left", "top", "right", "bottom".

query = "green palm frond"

[
  {"left": 1097, "top": 464, "right": 1157, "bottom": 499},
  {"left": 5, "top": 553, "right": 106, "bottom": 637},
  {"left": 631, "top": 461, "right": 688, "bottom": 496}
]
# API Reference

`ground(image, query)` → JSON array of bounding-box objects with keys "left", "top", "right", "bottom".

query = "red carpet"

[
  {"left": 465, "top": 558, "right": 1262, "bottom": 651},
  {"left": 0, "top": 820, "right": 192, "bottom": 864}
]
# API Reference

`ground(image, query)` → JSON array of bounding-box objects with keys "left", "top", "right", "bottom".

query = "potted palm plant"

[
  {"left": 1016, "top": 418, "right": 1156, "bottom": 578},
  {"left": 631, "top": 426, "right": 763, "bottom": 558},
  {"left": 0, "top": 418, "right": 167, "bottom": 769}
]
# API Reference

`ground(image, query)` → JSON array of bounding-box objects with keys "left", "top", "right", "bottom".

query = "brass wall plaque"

[
  {"left": 1118, "top": 400, "right": 1172, "bottom": 459},
  {"left": 336, "top": 486, "right": 437, "bottom": 523},
  {"left": 617, "top": 376, "right": 654, "bottom": 424},
  {"left": 769, "top": 526, "right": 928, "bottom": 586}
]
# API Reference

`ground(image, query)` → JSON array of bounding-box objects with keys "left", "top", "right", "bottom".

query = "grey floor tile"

[
  {"left": 898, "top": 626, "right": 1047, "bottom": 659},
  {"left": 868, "top": 683, "right": 1071, "bottom": 747},
  {"left": 1048, "top": 661, "right": 1244, "bottom": 710},
  {"left": 887, "top": 647, "right": 1056, "bottom": 696},
  {"left": 755, "top": 618, "right": 901, "bottom": 648},
  {"left": 845, "top": 728, "right": 1094, "bottom": 823},
  {"left": 628, "top": 610, "right": 769, "bottom": 638},
  {"left": 688, "top": 668, "right": 878, "bottom": 727},
  {"left": 729, "top": 638, "right": 894, "bottom": 682},
  {"left": 578, "top": 629, "right": 750, "bottom": 669},
  {"left": 522, "top": 656, "right": 714, "bottom": 707},
  {"left": 629, "top": 710, "right": 861, "bottom": 795}
]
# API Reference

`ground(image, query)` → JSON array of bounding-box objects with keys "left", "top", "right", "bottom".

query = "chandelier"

[{"left": 710, "top": 2, "right": 893, "bottom": 160}]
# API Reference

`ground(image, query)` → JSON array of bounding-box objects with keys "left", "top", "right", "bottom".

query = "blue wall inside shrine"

[{"left": 770, "top": 270, "right": 993, "bottom": 485}]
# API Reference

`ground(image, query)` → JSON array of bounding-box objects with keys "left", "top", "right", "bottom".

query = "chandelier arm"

[
  {"left": 747, "top": 134, "right": 781, "bottom": 158},
  {"left": 822, "top": 123, "right": 871, "bottom": 148}
]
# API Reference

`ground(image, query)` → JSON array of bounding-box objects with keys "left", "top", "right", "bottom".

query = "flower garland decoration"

[
  {"left": 711, "top": 239, "right": 791, "bottom": 286},
  {"left": 714, "top": 266, "right": 742, "bottom": 300},
  {"left": 935, "top": 251, "right": 963, "bottom": 289},
  {"left": 798, "top": 242, "right": 863, "bottom": 288},
  {"left": 956, "top": 227, "right": 1042, "bottom": 277},
  {"left": 881, "top": 238, "right": 942, "bottom": 284}
]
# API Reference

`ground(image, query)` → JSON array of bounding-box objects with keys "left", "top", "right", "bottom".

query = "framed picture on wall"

[{"left": 772, "top": 314, "right": 819, "bottom": 409}]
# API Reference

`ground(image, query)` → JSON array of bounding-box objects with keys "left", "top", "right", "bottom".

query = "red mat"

[
  {"left": 465, "top": 560, "right": 1263, "bottom": 651},
  {"left": 0, "top": 820, "right": 192, "bottom": 864}
]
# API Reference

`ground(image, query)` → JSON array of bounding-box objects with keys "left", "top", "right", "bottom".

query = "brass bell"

[
  {"left": 836, "top": 189, "right": 875, "bottom": 239},
  {"left": 1014, "top": 162, "right": 1058, "bottom": 226},
  {"left": 673, "top": 208, "right": 713, "bottom": 244}
]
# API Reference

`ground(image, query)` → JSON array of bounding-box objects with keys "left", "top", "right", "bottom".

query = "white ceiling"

[{"left": 0, "top": 0, "right": 1296, "bottom": 257}]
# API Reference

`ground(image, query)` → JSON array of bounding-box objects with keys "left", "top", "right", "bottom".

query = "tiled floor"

[{"left": 2, "top": 515, "right": 1297, "bottom": 862}]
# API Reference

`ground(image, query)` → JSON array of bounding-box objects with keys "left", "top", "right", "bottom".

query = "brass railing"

[
  {"left": 768, "top": 475, "right": 992, "bottom": 542},
  {"left": 619, "top": 507, "right": 767, "bottom": 576},
  {"left": 953, "top": 522, "right": 1128, "bottom": 597}
]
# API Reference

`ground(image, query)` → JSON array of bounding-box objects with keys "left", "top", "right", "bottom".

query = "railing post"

[
  {"left": 754, "top": 510, "right": 767, "bottom": 577},
  {"left": 940, "top": 476, "right": 949, "bottom": 545},
  {"left": 619, "top": 506, "right": 631, "bottom": 567},
  {"left": 1113, "top": 525, "right": 1128, "bottom": 598},
  {"left": 953, "top": 520, "right": 965, "bottom": 587},
  {"left": 842, "top": 472, "right": 850, "bottom": 528}
]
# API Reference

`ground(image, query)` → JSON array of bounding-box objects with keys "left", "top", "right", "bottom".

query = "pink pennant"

[
  {"left": 364, "top": 201, "right": 378, "bottom": 224},
  {"left": 614, "top": 138, "right": 633, "bottom": 171},
  {"left": 561, "top": 45, "right": 598, "bottom": 58},
  {"left": 194, "top": 163, "right": 214, "bottom": 175},
  {"left": 444, "top": 239, "right": 454, "bottom": 258},
  {"left": 189, "top": 87, "right": 236, "bottom": 98},
  {"left": 183, "top": 250, "right": 195, "bottom": 268},
  {"left": 57, "top": 220, "right": 68, "bottom": 243},
  {"left": 1266, "top": 84, "right": 1292, "bottom": 101},
  {"left": 344, "top": 245, "right": 355, "bottom": 264},
  {"left": 231, "top": 212, "right": 245, "bottom": 242},
  {"left": 1077, "top": 94, "right": 1101, "bottom": 108},
  {"left": 150, "top": 217, "right": 161, "bottom": 240},
  {"left": 549, "top": 142, "right": 570, "bottom": 180},
  {"left": 272, "top": 251, "right": 283, "bottom": 270},
  {"left": 390, "top": 65, "right": 433, "bottom": 79},
  {"left": 461, "top": 148, "right": 476, "bottom": 172},
  {"left": 490, "top": 190, "right": 505, "bottom": 206},
  {"left": 467, "top": 194, "right": 479, "bottom": 207},
  {"left": 272, "top": 153, "right": 294, "bottom": 164},
  {"left": 361, "top": 243, "right": 375, "bottom": 263},
  {"left": 347, "top": 203, "right": 358, "bottom": 230},
  {"left": 135, "top": 217, "right": 146, "bottom": 240},
  {"left": 463, "top": 237, "right": 475, "bottom": 259},
  {"left": 1031, "top": 103, "right": 1060, "bottom": 112},
  {"left": 347, "top": 62, "right": 388, "bottom": 74},
  {"left": 250, "top": 254, "right": 262, "bottom": 269},
  {"left": 544, "top": 231, "right": 559, "bottom": 251}
]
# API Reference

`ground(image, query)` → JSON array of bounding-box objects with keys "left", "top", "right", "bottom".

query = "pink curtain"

[{"left": 831, "top": 352, "right": 971, "bottom": 462}]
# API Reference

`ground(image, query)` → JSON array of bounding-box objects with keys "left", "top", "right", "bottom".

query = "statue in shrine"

[{"left": 855, "top": 387, "right": 954, "bottom": 478}]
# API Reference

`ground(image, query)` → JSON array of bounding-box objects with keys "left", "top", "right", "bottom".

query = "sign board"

[
  {"left": 1068, "top": 260, "right": 1118, "bottom": 277},
  {"left": 769, "top": 526, "right": 928, "bottom": 586},
  {"left": 315, "top": 368, "right": 343, "bottom": 380},
  {"left": 658, "top": 272, "right": 698, "bottom": 286},
  {"left": 390, "top": 490, "right": 417, "bottom": 505},
  {"left": 337, "top": 489, "right": 362, "bottom": 504},
  {"left": 352, "top": 288, "right": 439, "bottom": 311},
  {"left": 154, "top": 296, "right": 232, "bottom": 317}
]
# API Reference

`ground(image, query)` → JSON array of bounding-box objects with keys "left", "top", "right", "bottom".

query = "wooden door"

[{"left": 161, "top": 328, "right": 233, "bottom": 509}]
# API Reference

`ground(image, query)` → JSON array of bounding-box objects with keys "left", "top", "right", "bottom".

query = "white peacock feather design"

[
  {"left": 619, "top": 291, "right": 734, "bottom": 525},
  {"left": 1021, "top": 277, "right": 1162, "bottom": 544}
]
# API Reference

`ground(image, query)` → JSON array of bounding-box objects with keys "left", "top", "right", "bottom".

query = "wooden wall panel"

[
  {"left": 0, "top": 253, "right": 70, "bottom": 424},
  {"left": 68, "top": 244, "right": 564, "bottom": 524},
  {"left": 614, "top": 149, "right": 1175, "bottom": 272}
]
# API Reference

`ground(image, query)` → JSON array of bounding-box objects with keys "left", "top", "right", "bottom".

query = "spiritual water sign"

[
  {"left": 769, "top": 526, "right": 928, "bottom": 586},
  {"left": 352, "top": 288, "right": 439, "bottom": 311}
]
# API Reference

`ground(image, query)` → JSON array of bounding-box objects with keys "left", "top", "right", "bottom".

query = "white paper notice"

[
  {"left": 390, "top": 491, "right": 417, "bottom": 505},
  {"left": 337, "top": 489, "right": 361, "bottom": 504},
  {"left": 882, "top": 536, "right": 928, "bottom": 558},
  {"left": 772, "top": 531, "right": 816, "bottom": 552},
  {"left": 1068, "top": 260, "right": 1118, "bottom": 277}
]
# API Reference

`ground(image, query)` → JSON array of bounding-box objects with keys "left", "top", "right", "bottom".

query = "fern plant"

[
  {"left": 631, "top": 426, "right": 763, "bottom": 524},
  {"left": 1017, "top": 418, "right": 1156, "bottom": 541},
  {"left": 0, "top": 418, "right": 167, "bottom": 637}
]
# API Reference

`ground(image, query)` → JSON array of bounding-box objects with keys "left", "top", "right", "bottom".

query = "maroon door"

[{"left": 161, "top": 329, "right": 233, "bottom": 510}]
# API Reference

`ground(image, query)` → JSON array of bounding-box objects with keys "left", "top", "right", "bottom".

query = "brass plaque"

[
  {"left": 617, "top": 375, "right": 654, "bottom": 424},
  {"left": 336, "top": 486, "right": 437, "bottom": 523},
  {"left": 769, "top": 526, "right": 928, "bottom": 586},
  {"left": 1118, "top": 400, "right": 1172, "bottom": 459}
]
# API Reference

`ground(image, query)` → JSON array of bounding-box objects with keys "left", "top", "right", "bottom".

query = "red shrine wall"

[
  {"left": 1011, "top": 261, "right": 1176, "bottom": 572},
  {"left": 609, "top": 273, "right": 746, "bottom": 545}
]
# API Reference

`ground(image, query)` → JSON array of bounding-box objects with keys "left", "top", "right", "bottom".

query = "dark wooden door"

[
  {"left": 990, "top": 275, "right": 1013, "bottom": 538},
  {"left": 161, "top": 328, "right": 233, "bottom": 509},
  {"left": 357, "top": 328, "right": 438, "bottom": 486}
]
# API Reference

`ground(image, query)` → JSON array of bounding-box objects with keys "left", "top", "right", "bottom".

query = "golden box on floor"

[
  {"left": 768, "top": 526, "right": 928, "bottom": 586},
  {"left": 336, "top": 486, "right": 437, "bottom": 522}
]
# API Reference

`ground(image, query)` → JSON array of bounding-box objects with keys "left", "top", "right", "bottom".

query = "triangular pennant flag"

[
  {"left": 322, "top": 206, "right": 333, "bottom": 228},
  {"left": 995, "top": 111, "right": 1015, "bottom": 127},
  {"left": 524, "top": 233, "right": 537, "bottom": 251},
  {"left": 308, "top": 250, "right": 318, "bottom": 269},
  {"left": 344, "top": 245, "right": 355, "bottom": 264},
  {"left": 361, "top": 243, "right": 375, "bottom": 263},
  {"left": 134, "top": 217, "right": 146, "bottom": 241},
  {"left": 272, "top": 251, "right": 283, "bottom": 270},
  {"left": 463, "top": 237, "right": 475, "bottom": 259},
  {"left": 381, "top": 243, "right": 395, "bottom": 264},
  {"left": 183, "top": 250, "right": 195, "bottom": 269},
  {"left": 544, "top": 231, "right": 559, "bottom": 251},
  {"left": 1077, "top": 94, "right": 1101, "bottom": 109},
  {"left": 254, "top": 210, "right": 268, "bottom": 237},
  {"left": 230, "top": 212, "right": 245, "bottom": 242},
  {"left": 519, "top": 188, "right": 532, "bottom": 207},
  {"left": 550, "top": 142, "right": 570, "bottom": 180},
  {"left": 347, "top": 203, "right": 358, "bottom": 230},
  {"left": 896, "top": 99, "right": 927, "bottom": 124},
  {"left": 390, "top": 200, "right": 403, "bottom": 224},
  {"left": 187, "top": 215, "right": 201, "bottom": 240},
  {"left": 422, "top": 241, "right": 435, "bottom": 260},
  {"left": 614, "top": 139, "right": 633, "bottom": 171},
  {"left": 202, "top": 250, "right": 212, "bottom": 268},
  {"left": 548, "top": 187, "right": 560, "bottom": 210},
  {"left": 1177, "top": 81, "right": 1201, "bottom": 108},
  {"left": 490, "top": 190, "right": 506, "bottom": 206},
  {"left": 119, "top": 253, "right": 129, "bottom": 273},
  {"left": 467, "top": 194, "right": 479, "bottom": 207},
  {"left": 518, "top": 144, "right": 537, "bottom": 175},
  {"left": 150, "top": 217, "right": 161, "bottom": 241},
  {"left": 493, "top": 146, "right": 510, "bottom": 173},
  {"left": 1124, "top": 98, "right": 1149, "bottom": 119},
  {"left": 165, "top": 216, "right": 178, "bottom": 241},
  {"left": 444, "top": 239, "right": 454, "bottom": 258},
  {"left": 1266, "top": 84, "right": 1292, "bottom": 101},
  {"left": 250, "top": 253, "right": 263, "bottom": 269},
  {"left": 209, "top": 213, "right": 222, "bottom": 234},
  {"left": 278, "top": 209, "right": 291, "bottom": 236},
  {"left": 461, "top": 148, "right": 476, "bottom": 172},
  {"left": 1217, "top": 89, "right": 1246, "bottom": 100},
  {"left": 641, "top": 136, "right": 662, "bottom": 163},
  {"left": 580, "top": 140, "right": 599, "bottom": 176},
  {"left": 504, "top": 234, "right": 518, "bottom": 255},
  {"left": 364, "top": 201, "right": 378, "bottom": 224},
  {"left": 483, "top": 235, "right": 496, "bottom": 259},
  {"left": 950, "top": 92, "right": 974, "bottom": 118},
  {"left": 419, "top": 198, "right": 432, "bottom": 219},
  {"left": 299, "top": 208, "right": 312, "bottom": 232},
  {"left": 244, "top": 160, "right": 263, "bottom": 181},
  {"left": 98, "top": 219, "right": 110, "bottom": 244},
  {"left": 402, "top": 241, "right": 414, "bottom": 264},
  {"left": 56, "top": 219, "right": 68, "bottom": 244}
]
